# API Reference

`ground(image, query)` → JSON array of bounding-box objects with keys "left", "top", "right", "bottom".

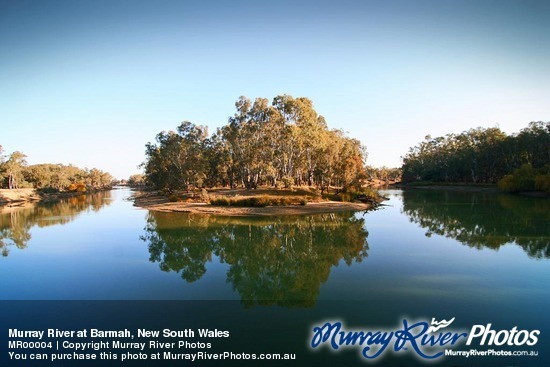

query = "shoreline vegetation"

[
  {"left": 396, "top": 183, "right": 549, "bottom": 197},
  {"left": 3, "top": 95, "right": 548, "bottom": 209},
  {"left": 0, "top": 188, "right": 112, "bottom": 206},
  {"left": 132, "top": 187, "right": 385, "bottom": 216},
  {"left": 131, "top": 94, "right": 394, "bottom": 215},
  {"left": 401, "top": 121, "right": 549, "bottom": 194},
  {"left": 0, "top": 145, "right": 115, "bottom": 205}
]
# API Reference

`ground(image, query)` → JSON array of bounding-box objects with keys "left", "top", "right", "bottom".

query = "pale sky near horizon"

[{"left": 1, "top": 0, "right": 549, "bottom": 179}]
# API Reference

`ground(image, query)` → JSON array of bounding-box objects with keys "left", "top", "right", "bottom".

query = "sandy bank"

[
  {"left": 0, "top": 188, "right": 98, "bottom": 206},
  {"left": 0, "top": 188, "right": 41, "bottom": 205},
  {"left": 132, "top": 192, "right": 372, "bottom": 216}
]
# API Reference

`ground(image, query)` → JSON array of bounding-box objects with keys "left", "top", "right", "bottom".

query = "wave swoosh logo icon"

[{"left": 427, "top": 317, "right": 456, "bottom": 333}]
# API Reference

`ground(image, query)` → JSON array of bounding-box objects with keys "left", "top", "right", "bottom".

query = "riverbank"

[
  {"left": 395, "top": 183, "right": 549, "bottom": 197},
  {"left": 395, "top": 183, "right": 500, "bottom": 193},
  {"left": 0, "top": 188, "right": 105, "bottom": 206},
  {"left": 0, "top": 189, "right": 41, "bottom": 205},
  {"left": 132, "top": 189, "right": 376, "bottom": 216}
]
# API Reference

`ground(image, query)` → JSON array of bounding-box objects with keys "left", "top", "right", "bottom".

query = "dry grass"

[{"left": 210, "top": 195, "right": 307, "bottom": 207}]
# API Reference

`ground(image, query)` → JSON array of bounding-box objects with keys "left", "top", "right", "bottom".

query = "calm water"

[
  {"left": 1, "top": 187, "right": 548, "bottom": 303},
  {"left": 1, "top": 187, "right": 549, "bottom": 365}
]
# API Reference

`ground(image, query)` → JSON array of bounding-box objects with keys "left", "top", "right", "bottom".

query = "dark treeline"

[
  {"left": 401, "top": 122, "right": 549, "bottom": 189},
  {"left": 143, "top": 95, "right": 367, "bottom": 192},
  {"left": 141, "top": 212, "right": 369, "bottom": 307},
  {"left": 0, "top": 146, "right": 113, "bottom": 192},
  {"left": 365, "top": 166, "right": 402, "bottom": 183}
]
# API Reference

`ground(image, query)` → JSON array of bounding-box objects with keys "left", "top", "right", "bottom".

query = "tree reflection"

[
  {"left": 0, "top": 191, "right": 112, "bottom": 256},
  {"left": 141, "top": 212, "right": 369, "bottom": 307},
  {"left": 401, "top": 190, "right": 550, "bottom": 258}
]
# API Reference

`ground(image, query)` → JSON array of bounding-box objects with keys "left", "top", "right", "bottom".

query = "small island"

[
  {"left": 131, "top": 95, "right": 388, "bottom": 216},
  {"left": 132, "top": 187, "right": 381, "bottom": 216}
]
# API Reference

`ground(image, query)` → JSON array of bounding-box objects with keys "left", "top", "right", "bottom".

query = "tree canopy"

[
  {"left": 0, "top": 147, "right": 114, "bottom": 192},
  {"left": 143, "top": 95, "right": 367, "bottom": 192},
  {"left": 401, "top": 121, "right": 550, "bottom": 186}
]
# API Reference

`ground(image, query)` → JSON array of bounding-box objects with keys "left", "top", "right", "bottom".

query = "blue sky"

[{"left": 1, "top": 0, "right": 549, "bottom": 179}]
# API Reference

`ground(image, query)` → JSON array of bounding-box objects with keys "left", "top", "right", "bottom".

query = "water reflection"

[
  {"left": 0, "top": 192, "right": 113, "bottom": 256},
  {"left": 141, "top": 212, "right": 369, "bottom": 307},
  {"left": 401, "top": 190, "right": 550, "bottom": 258}
]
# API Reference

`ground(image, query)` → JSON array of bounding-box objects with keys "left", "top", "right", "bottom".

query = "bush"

[
  {"left": 278, "top": 197, "right": 291, "bottom": 206},
  {"left": 323, "top": 193, "right": 341, "bottom": 201},
  {"left": 210, "top": 197, "right": 230, "bottom": 206},
  {"left": 282, "top": 176, "right": 294, "bottom": 189},
  {"left": 497, "top": 175, "right": 516, "bottom": 192},
  {"left": 168, "top": 194, "right": 181, "bottom": 202},
  {"left": 535, "top": 175, "right": 550, "bottom": 192},
  {"left": 209, "top": 195, "right": 308, "bottom": 207},
  {"left": 65, "top": 183, "right": 87, "bottom": 193},
  {"left": 323, "top": 188, "right": 381, "bottom": 203},
  {"left": 340, "top": 193, "right": 353, "bottom": 202},
  {"left": 498, "top": 164, "right": 536, "bottom": 192},
  {"left": 39, "top": 187, "right": 59, "bottom": 194}
]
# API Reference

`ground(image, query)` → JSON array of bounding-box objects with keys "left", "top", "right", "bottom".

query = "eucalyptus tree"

[
  {"left": 143, "top": 121, "right": 209, "bottom": 191},
  {"left": 402, "top": 122, "right": 549, "bottom": 184},
  {"left": 0, "top": 146, "right": 5, "bottom": 188},
  {"left": 142, "top": 95, "right": 369, "bottom": 191},
  {"left": 3, "top": 151, "right": 28, "bottom": 189}
]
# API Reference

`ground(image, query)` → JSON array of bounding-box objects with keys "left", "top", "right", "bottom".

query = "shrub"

[
  {"left": 209, "top": 195, "right": 309, "bottom": 207},
  {"left": 278, "top": 197, "right": 291, "bottom": 206},
  {"left": 282, "top": 176, "right": 294, "bottom": 189},
  {"left": 168, "top": 194, "right": 181, "bottom": 202},
  {"left": 498, "top": 164, "right": 537, "bottom": 192},
  {"left": 39, "top": 187, "right": 59, "bottom": 194},
  {"left": 200, "top": 188, "right": 210, "bottom": 201},
  {"left": 210, "top": 197, "right": 230, "bottom": 206},
  {"left": 497, "top": 175, "right": 516, "bottom": 192},
  {"left": 535, "top": 175, "right": 550, "bottom": 192},
  {"left": 66, "top": 183, "right": 87, "bottom": 192}
]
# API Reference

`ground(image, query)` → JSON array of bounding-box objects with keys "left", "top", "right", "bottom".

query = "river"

[{"left": 1, "top": 187, "right": 548, "bottom": 366}]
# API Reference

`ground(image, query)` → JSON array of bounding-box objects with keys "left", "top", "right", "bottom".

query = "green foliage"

[
  {"left": 323, "top": 188, "right": 381, "bottom": 203},
  {"left": 281, "top": 176, "right": 294, "bottom": 189},
  {"left": 0, "top": 151, "right": 29, "bottom": 189},
  {"left": 0, "top": 147, "right": 113, "bottom": 191},
  {"left": 127, "top": 174, "right": 145, "bottom": 187},
  {"left": 365, "top": 166, "right": 402, "bottom": 182},
  {"left": 142, "top": 121, "right": 209, "bottom": 191},
  {"left": 498, "top": 164, "right": 550, "bottom": 193},
  {"left": 209, "top": 195, "right": 309, "bottom": 207},
  {"left": 360, "top": 188, "right": 380, "bottom": 201},
  {"left": 402, "top": 122, "right": 549, "bottom": 184},
  {"left": 210, "top": 196, "right": 269, "bottom": 207},
  {"left": 535, "top": 175, "right": 550, "bottom": 192},
  {"left": 142, "top": 95, "right": 367, "bottom": 192}
]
